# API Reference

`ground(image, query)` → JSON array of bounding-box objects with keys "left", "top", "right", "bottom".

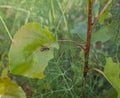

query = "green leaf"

[
  {"left": 98, "top": 0, "right": 115, "bottom": 24},
  {"left": 9, "top": 23, "right": 59, "bottom": 79},
  {"left": 1, "top": 67, "right": 9, "bottom": 78},
  {"left": 99, "top": 88, "right": 117, "bottom": 98},
  {"left": 0, "top": 77, "right": 26, "bottom": 98},
  {"left": 71, "top": 20, "right": 87, "bottom": 40},
  {"left": 98, "top": 11, "right": 110, "bottom": 24},
  {"left": 104, "top": 58, "right": 120, "bottom": 98},
  {"left": 92, "top": 22, "right": 115, "bottom": 43}
]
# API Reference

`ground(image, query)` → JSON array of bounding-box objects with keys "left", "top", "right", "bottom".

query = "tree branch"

[{"left": 84, "top": 0, "right": 93, "bottom": 78}]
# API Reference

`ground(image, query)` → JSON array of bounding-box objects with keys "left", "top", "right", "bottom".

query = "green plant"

[{"left": 0, "top": 0, "right": 120, "bottom": 98}]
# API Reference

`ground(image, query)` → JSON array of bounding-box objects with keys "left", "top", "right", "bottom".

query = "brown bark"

[{"left": 84, "top": 0, "right": 93, "bottom": 78}]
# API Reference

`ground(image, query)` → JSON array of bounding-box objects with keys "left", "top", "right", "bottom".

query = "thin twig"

[
  {"left": 89, "top": 67, "right": 105, "bottom": 77},
  {"left": 92, "top": 0, "right": 112, "bottom": 25},
  {"left": 58, "top": 40, "right": 85, "bottom": 50}
]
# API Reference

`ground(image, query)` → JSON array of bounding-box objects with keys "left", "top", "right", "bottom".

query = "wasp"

[{"left": 40, "top": 45, "right": 50, "bottom": 52}]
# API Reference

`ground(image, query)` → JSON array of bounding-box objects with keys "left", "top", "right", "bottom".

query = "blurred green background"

[{"left": 0, "top": 0, "right": 120, "bottom": 98}]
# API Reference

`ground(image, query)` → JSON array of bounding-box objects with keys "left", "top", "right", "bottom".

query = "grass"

[{"left": 0, "top": 0, "right": 120, "bottom": 98}]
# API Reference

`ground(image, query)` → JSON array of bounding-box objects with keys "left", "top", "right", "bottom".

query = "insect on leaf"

[{"left": 9, "top": 23, "right": 59, "bottom": 79}]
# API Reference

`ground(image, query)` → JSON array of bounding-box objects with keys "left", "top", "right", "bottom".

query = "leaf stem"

[
  {"left": 58, "top": 40, "right": 85, "bottom": 50},
  {"left": 89, "top": 67, "right": 113, "bottom": 86}
]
